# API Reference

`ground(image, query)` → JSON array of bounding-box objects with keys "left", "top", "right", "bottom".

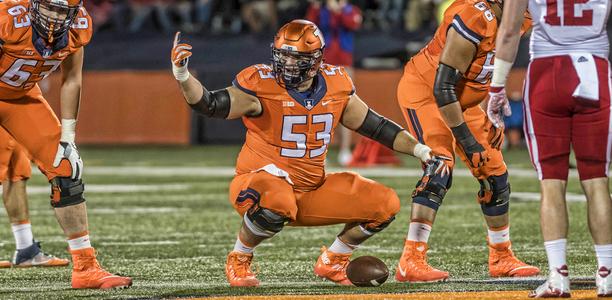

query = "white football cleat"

[
  {"left": 337, "top": 149, "right": 353, "bottom": 167},
  {"left": 597, "top": 266, "right": 612, "bottom": 297},
  {"left": 529, "top": 265, "right": 570, "bottom": 298}
]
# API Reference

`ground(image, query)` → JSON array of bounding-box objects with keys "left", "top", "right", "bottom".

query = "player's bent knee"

[
  {"left": 477, "top": 172, "right": 510, "bottom": 216},
  {"left": 360, "top": 187, "right": 399, "bottom": 234},
  {"left": 244, "top": 206, "right": 288, "bottom": 238},
  {"left": 50, "top": 177, "right": 85, "bottom": 208},
  {"left": 412, "top": 168, "right": 452, "bottom": 211}
]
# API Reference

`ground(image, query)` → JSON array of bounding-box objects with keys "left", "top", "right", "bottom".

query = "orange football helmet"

[
  {"left": 272, "top": 19, "right": 325, "bottom": 89},
  {"left": 30, "top": 0, "right": 82, "bottom": 42}
]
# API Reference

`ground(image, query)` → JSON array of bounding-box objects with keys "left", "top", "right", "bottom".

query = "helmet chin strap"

[{"left": 47, "top": 22, "right": 55, "bottom": 43}]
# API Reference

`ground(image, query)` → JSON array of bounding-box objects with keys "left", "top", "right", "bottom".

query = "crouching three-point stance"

[{"left": 171, "top": 20, "right": 434, "bottom": 287}]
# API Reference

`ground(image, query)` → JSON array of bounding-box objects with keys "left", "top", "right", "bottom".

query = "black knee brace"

[
  {"left": 245, "top": 206, "right": 287, "bottom": 237},
  {"left": 412, "top": 159, "right": 452, "bottom": 211},
  {"left": 50, "top": 177, "right": 85, "bottom": 208},
  {"left": 477, "top": 172, "right": 510, "bottom": 216}
]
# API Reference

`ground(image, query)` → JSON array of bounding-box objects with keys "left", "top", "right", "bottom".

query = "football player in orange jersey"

[
  {"left": 394, "top": 0, "right": 539, "bottom": 282},
  {"left": 0, "top": 128, "right": 69, "bottom": 268},
  {"left": 171, "top": 20, "right": 437, "bottom": 287},
  {"left": 0, "top": 0, "right": 131, "bottom": 288}
]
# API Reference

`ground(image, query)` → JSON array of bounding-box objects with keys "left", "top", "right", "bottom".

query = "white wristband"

[
  {"left": 172, "top": 64, "right": 190, "bottom": 83},
  {"left": 413, "top": 143, "right": 432, "bottom": 162},
  {"left": 491, "top": 58, "right": 513, "bottom": 87},
  {"left": 60, "top": 119, "right": 77, "bottom": 143}
]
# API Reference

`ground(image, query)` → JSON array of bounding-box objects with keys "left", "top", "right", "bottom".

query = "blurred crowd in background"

[{"left": 86, "top": 0, "right": 453, "bottom": 35}]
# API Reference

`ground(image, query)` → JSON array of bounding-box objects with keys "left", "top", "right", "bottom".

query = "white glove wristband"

[
  {"left": 491, "top": 58, "right": 513, "bottom": 87},
  {"left": 413, "top": 143, "right": 432, "bottom": 162},
  {"left": 172, "top": 64, "right": 190, "bottom": 83},
  {"left": 60, "top": 119, "right": 76, "bottom": 143}
]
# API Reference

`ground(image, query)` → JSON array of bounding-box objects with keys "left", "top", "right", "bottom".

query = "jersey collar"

[
  {"left": 32, "top": 29, "right": 69, "bottom": 58},
  {"left": 286, "top": 73, "right": 327, "bottom": 110}
]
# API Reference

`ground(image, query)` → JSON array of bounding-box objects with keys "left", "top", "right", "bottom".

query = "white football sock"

[
  {"left": 488, "top": 225, "right": 510, "bottom": 245},
  {"left": 233, "top": 237, "right": 254, "bottom": 254},
  {"left": 329, "top": 237, "right": 356, "bottom": 254},
  {"left": 406, "top": 221, "right": 432, "bottom": 243},
  {"left": 11, "top": 222, "right": 33, "bottom": 250},
  {"left": 68, "top": 234, "right": 92, "bottom": 251},
  {"left": 595, "top": 244, "right": 612, "bottom": 269},
  {"left": 544, "top": 239, "right": 567, "bottom": 272}
]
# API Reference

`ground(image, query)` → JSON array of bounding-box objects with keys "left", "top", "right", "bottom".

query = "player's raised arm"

[
  {"left": 435, "top": 28, "right": 487, "bottom": 168},
  {"left": 171, "top": 32, "right": 262, "bottom": 119},
  {"left": 487, "top": 0, "right": 529, "bottom": 127},
  {"left": 340, "top": 93, "right": 432, "bottom": 162}
]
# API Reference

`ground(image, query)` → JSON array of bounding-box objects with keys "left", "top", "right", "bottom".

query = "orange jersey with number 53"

[
  {"left": 0, "top": 0, "right": 92, "bottom": 99},
  {"left": 233, "top": 63, "right": 354, "bottom": 191},
  {"left": 400, "top": 0, "right": 531, "bottom": 109}
]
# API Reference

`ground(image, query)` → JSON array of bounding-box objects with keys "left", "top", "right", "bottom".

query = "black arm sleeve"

[
  {"left": 450, "top": 122, "right": 484, "bottom": 153},
  {"left": 188, "top": 88, "right": 231, "bottom": 119},
  {"left": 356, "top": 109, "right": 403, "bottom": 149},
  {"left": 433, "top": 63, "right": 462, "bottom": 108}
]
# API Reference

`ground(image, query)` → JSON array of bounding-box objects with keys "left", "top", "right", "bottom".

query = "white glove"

[
  {"left": 171, "top": 31, "right": 192, "bottom": 82},
  {"left": 486, "top": 86, "right": 511, "bottom": 128},
  {"left": 413, "top": 143, "right": 432, "bottom": 163},
  {"left": 53, "top": 119, "right": 82, "bottom": 180},
  {"left": 53, "top": 142, "right": 83, "bottom": 180}
]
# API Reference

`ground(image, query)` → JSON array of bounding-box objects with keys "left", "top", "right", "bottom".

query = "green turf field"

[{"left": 0, "top": 146, "right": 602, "bottom": 299}]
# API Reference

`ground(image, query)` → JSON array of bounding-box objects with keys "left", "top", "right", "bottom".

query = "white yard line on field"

[
  {"left": 32, "top": 166, "right": 562, "bottom": 178},
  {"left": 25, "top": 183, "right": 191, "bottom": 195}
]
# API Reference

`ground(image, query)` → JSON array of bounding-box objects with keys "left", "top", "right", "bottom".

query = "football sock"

[
  {"left": 233, "top": 237, "right": 254, "bottom": 254},
  {"left": 68, "top": 233, "right": 92, "bottom": 251},
  {"left": 11, "top": 222, "right": 33, "bottom": 250},
  {"left": 487, "top": 225, "right": 510, "bottom": 245},
  {"left": 407, "top": 220, "right": 432, "bottom": 243},
  {"left": 594, "top": 244, "right": 612, "bottom": 269},
  {"left": 329, "top": 237, "right": 356, "bottom": 254},
  {"left": 544, "top": 239, "right": 567, "bottom": 272}
]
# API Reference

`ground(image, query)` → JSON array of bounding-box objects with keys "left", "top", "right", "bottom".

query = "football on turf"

[{"left": 346, "top": 256, "right": 389, "bottom": 287}]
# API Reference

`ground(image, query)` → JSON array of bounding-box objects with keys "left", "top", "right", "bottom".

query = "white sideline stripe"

[
  {"left": 34, "top": 166, "right": 574, "bottom": 178},
  {"left": 100, "top": 240, "right": 180, "bottom": 246},
  {"left": 25, "top": 183, "right": 191, "bottom": 195},
  {"left": 512, "top": 192, "right": 596, "bottom": 202},
  {"left": 0, "top": 207, "right": 187, "bottom": 216}
]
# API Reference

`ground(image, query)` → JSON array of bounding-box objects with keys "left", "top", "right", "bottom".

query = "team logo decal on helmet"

[
  {"left": 271, "top": 19, "right": 325, "bottom": 89},
  {"left": 30, "top": 0, "right": 82, "bottom": 42}
]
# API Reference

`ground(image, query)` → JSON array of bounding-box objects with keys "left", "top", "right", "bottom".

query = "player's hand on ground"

[
  {"left": 486, "top": 86, "right": 511, "bottom": 128},
  {"left": 53, "top": 142, "right": 83, "bottom": 180},
  {"left": 486, "top": 119, "right": 504, "bottom": 150},
  {"left": 172, "top": 31, "right": 192, "bottom": 82}
]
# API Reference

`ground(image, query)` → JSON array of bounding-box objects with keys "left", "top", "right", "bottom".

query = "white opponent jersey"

[{"left": 529, "top": 0, "right": 611, "bottom": 59}]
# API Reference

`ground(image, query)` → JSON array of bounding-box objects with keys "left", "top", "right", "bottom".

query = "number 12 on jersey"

[
  {"left": 281, "top": 114, "right": 333, "bottom": 158},
  {"left": 545, "top": 0, "right": 593, "bottom": 26}
]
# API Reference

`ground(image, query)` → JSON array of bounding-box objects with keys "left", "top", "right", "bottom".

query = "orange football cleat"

[
  {"left": 395, "top": 240, "right": 449, "bottom": 283},
  {"left": 489, "top": 241, "right": 540, "bottom": 277},
  {"left": 314, "top": 246, "right": 352, "bottom": 285},
  {"left": 4, "top": 241, "right": 70, "bottom": 268},
  {"left": 71, "top": 248, "right": 132, "bottom": 289},
  {"left": 0, "top": 260, "right": 11, "bottom": 268},
  {"left": 225, "top": 251, "right": 260, "bottom": 287}
]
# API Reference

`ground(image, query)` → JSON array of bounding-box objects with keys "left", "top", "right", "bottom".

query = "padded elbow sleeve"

[
  {"left": 356, "top": 109, "right": 403, "bottom": 149},
  {"left": 189, "top": 88, "right": 231, "bottom": 119},
  {"left": 433, "top": 63, "right": 462, "bottom": 108}
]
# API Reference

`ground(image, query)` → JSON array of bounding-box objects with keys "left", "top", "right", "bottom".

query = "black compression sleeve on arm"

[
  {"left": 189, "top": 88, "right": 231, "bottom": 119},
  {"left": 356, "top": 109, "right": 403, "bottom": 149},
  {"left": 433, "top": 63, "right": 462, "bottom": 108},
  {"left": 451, "top": 122, "right": 483, "bottom": 153}
]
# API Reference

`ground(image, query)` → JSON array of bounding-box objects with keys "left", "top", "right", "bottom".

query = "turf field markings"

[
  {"left": 25, "top": 183, "right": 192, "bottom": 195},
  {"left": 32, "top": 166, "right": 576, "bottom": 178},
  {"left": 100, "top": 240, "right": 180, "bottom": 246},
  {"left": 512, "top": 192, "right": 589, "bottom": 202}
]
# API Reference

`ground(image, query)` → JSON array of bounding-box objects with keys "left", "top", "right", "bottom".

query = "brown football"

[{"left": 346, "top": 256, "right": 389, "bottom": 287}]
